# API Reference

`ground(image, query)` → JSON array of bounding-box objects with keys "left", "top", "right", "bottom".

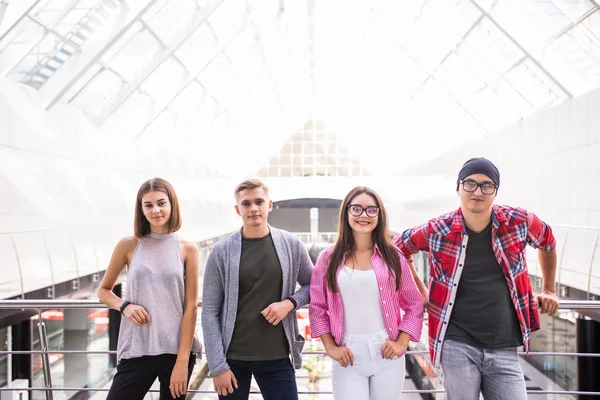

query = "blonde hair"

[{"left": 234, "top": 179, "right": 269, "bottom": 199}]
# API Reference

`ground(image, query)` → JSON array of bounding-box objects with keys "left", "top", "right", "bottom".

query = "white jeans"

[{"left": 331, "top": 329, "right": 406, "bottom": 400}]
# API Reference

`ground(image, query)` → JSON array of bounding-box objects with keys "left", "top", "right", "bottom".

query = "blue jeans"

[
  {"left": 441, "top": 339, "right": 527, "bottom": 400},
  {"left": 219, "top": 358, "right": 298, "bottom": 400}
]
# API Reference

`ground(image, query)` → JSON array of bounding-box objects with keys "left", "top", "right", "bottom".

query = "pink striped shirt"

[{"left": 309, "top": 246, "right": 424, "bottom": 345}]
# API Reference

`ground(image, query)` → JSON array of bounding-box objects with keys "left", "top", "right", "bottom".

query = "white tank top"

[{"left": 337, "top": 266, "right": 386, "bottom": 335}]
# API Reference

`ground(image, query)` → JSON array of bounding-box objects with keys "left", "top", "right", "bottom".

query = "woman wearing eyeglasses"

[{"left": 309, "top": 186, "right": 424, "bottom": 399}]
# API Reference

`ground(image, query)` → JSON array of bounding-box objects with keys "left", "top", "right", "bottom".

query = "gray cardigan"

[{"left": 201, "top": 226, "right": 313, "bottom": 377}]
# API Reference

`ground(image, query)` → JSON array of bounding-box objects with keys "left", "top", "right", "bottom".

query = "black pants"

[{"left": 107, "top": 353, "right": 196, "bottom": 400}]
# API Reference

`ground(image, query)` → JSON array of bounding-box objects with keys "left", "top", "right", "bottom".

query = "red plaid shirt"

[{"left": 393, "top": 205, "right": 556, "bottom": 367}]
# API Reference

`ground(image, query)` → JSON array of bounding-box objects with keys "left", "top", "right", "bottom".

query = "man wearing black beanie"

[{"left": 394, "top": 157, "right": 559, "bottom": 400}]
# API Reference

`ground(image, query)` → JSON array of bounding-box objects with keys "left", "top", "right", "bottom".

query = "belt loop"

[{"left": 344, "top": 333, "right": 352, "bottom": 346}]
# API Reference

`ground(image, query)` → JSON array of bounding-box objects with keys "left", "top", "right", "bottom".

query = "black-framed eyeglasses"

[
  {"left": 460, "top": 179, "right": 497, "bottom": 195},
  {"left": 347, "top": 204, "right": 380, "bottom": 218}
]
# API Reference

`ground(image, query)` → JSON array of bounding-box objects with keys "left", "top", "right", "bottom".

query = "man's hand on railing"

[
  {"left": 535, "top": 291, "right": 560, "bottom": 316},
  {"left": 123, "top": 303, "right": 152, "bottom": 326}
]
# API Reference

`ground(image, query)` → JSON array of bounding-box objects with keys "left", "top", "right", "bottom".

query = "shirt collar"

[
  {"left": 452, "top": 204, "right": 506, "bottom": 233},
  {"left": 373, "top": 243, "right": 382, "bottom": 257}
]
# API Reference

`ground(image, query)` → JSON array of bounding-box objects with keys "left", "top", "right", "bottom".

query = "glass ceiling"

[{"left": 1, "top": 0, "right": 600, "bottom": 176}]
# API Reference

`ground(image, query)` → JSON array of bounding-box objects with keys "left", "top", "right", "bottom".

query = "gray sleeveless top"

[{"left": 117, "top": 233, "right": 202, "bottom": 363}]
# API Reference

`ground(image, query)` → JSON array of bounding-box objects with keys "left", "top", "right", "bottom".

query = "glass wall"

[
  {"left": 528, "top": 310, "right": 579, "bottom": 391},
  {"left": 30, "top": 302, "right": 110, "bottom": 399}
]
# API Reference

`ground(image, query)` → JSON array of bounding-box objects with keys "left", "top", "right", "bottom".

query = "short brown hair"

[
  {"left": 234, "top": 179, "right": 269, "bottom": 200},
  {"left": 134, "top": 178, "right": 182, "bottom": 237}
]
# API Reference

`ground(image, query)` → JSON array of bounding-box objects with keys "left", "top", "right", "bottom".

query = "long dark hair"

[{"left": 326, "top": 186, "right": 401, "bottom": 292}]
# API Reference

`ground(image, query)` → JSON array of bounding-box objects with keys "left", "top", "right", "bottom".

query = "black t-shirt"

[
  {"left": 227, "top": 233, "right": 289, "bottom": 360},
  {"left": 445, "top": 222, "right": 523, "bottom": 348}
]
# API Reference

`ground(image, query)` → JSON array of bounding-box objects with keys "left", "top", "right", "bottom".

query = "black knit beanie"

[{"left": 457, "top": 157, "right": 500, "bottom": 188}]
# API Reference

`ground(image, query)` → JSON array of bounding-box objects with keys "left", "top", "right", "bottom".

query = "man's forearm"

[
  {"left": 291, "top": 284, "right": 310, "bottom": 308},
  {"left": 538, "top": 248, "right": 557, "bottom": 293},
  {"left": 407, "top": 260, "right": 428, "bottom": 295}
]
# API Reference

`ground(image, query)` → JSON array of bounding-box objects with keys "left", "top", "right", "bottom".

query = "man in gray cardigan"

[{"left": 201, "top": 179, "right": 314, "bottom": 400}]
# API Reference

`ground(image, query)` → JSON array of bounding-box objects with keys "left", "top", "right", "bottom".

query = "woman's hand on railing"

[{"left": 123, "top": 304, "right": 152, "bottom": 326}]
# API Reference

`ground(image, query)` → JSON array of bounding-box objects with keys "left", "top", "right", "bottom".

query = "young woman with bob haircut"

[{"left": 98, "top": 177, "right": 202, "bottom": 399}]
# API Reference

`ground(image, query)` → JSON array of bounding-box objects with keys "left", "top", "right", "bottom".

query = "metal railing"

[
  {"left": 0, "top": 299, "right": 599, "bottom": 398},
  {"left": 295, "top": 232, "right": 337, "bottom": 246}
]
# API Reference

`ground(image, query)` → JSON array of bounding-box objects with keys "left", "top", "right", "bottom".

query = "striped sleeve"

[
  {"left": 309, "top": 249, "right": 332, "bottom": 338},
  {"left": 397, "top": 255, "right": 424, "bottom": 342}
]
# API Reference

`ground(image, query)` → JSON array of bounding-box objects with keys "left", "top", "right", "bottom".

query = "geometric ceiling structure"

[
  {"left": 257, "top": 119, "right": 371, "bottom": 178},
  {"left": 2, "top": 0, "right": 600, "bottom": 175}
]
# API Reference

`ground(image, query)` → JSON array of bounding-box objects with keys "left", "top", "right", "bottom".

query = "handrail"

[
  {"left": 1, "top": 349, "right": 600, "bottom": 357},
  {"left": 0, "top": 221, "right": 130, "bottom": 235},
  {"left": 0, "top": 387, "right": 597, "bottom": 396},
  {"left": 552, "top": 223, "right": 600, "bottom": 230},
  {"left": 0, "top": 299, "right": 598, "bottom": 399},
  {"left": 5, "top": 299, "right": 598, "bottom": 310},
  {"left": 0, "top": 300, "right": 108, "bottom": 309}
]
